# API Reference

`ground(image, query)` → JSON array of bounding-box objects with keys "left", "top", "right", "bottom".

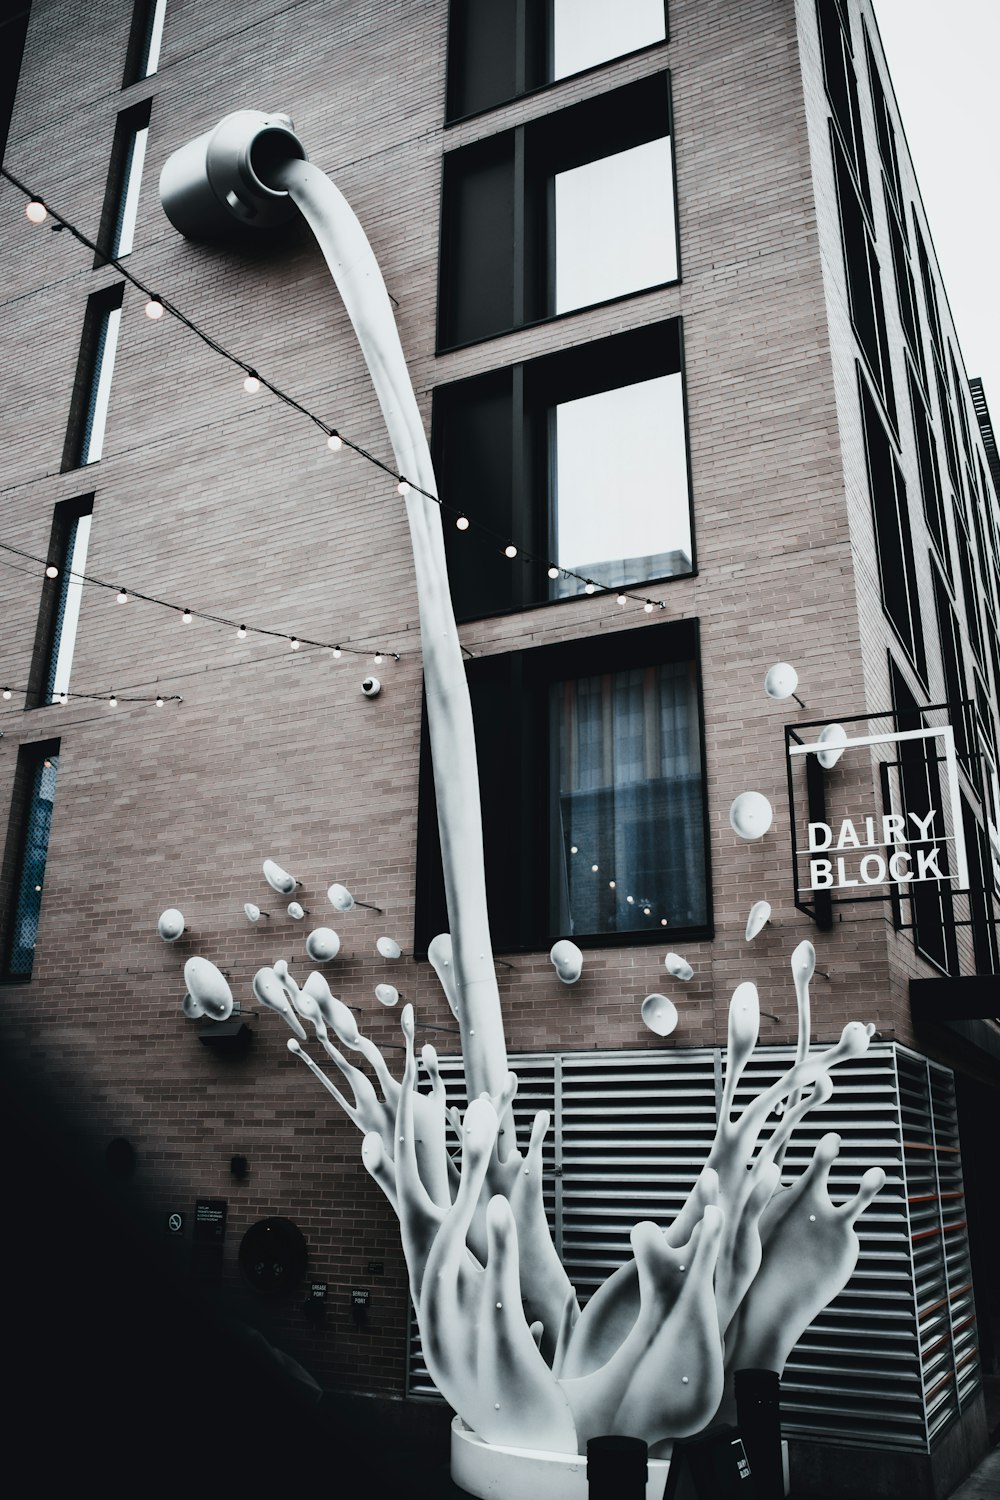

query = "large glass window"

[
  {"left": 885, "top": 189, "right": 925, "bottom": 389},
  {"left": 1, "top": 743, "right": 60, "bottom": 980},
  {"left": 27, "top": 497, "right": 94, "bottom": 709},
  {"left": 414, "top": 621, "right": 710, "bottom": 952},
  {"left": 433, "top": 320, "right": 693, "bottom": 619},
  {"left": 552, "top": 660, "right": 706, "bottom": 936},
  {"left": 96, "top": 102, "right": 152, "bottom": 262},
  {"left": 858, "top": 369, "right": 925, "bottom": 682},
  {"left": 64, "top": 285, "right": 124, "bottom": 469},
  {"left": 446, "top": 0, "right": 667, "bottom": 121},
  {"left": 908, "top": 369, "right": 949, "bottom": 578},
  {"left": 123, "top": 0, "right": 167, "bottom": 84},
  {"left": 832, "top": 129, "right": 895, "bottom": 426},
  {"left": 439, "top": 73, "right": 676, "bottom": 348},
  {"left": 816, "top": 0, "right": 870, "bottom": 209}
]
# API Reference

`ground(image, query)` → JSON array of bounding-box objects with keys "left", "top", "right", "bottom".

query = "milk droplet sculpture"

[
  {"left": 729, "top": 791, "right": 774, "bottom": 840},
  {"left": 306, "top": 927, "right": 341, "bottom": 962},
  {"left": 157, "top": 908, "right": 185, "bottom": 942},
  {"left": 664, "top": 952, "right": 693, "bottom": 982},
  {"left": 287, "top": 901, "right": 306, "bottom": 920},
  {"left": 377, "top": 936, "right": 402, "bottom": 959},
  {"left": 243, "top": 902, "right": 263, "bottom": 922},
  {"left": 745, "top": 900, "right": 772, "bottom": 941},
  {"left": 817, "top": 722, "right": 848, "bottom": 770},
  {"left": 328, "top": 883, "right": 355, "bottom": 913},
  {"left": 263, "top": 859, "right": 296, "bottom": 895},
  {"left": 183, "top": 956, "right": 233, "bottom": 1020},
  {"left": 375, "top": 983, "right": 399, "bottom": 1007},
  {"left": 160, "top": 116, "right": 886, "bottom": 1482},
  {"left": 181, "top": 990, "right": 203, "bottom": 1019},
  {"left": 549, "top": 939, "right": 584, "bottom": 984},
  {"left": 641, "top": 993, "right": 679, "bottom": 1036},
  {"left": 763, "top": 662, "right": 798, "bottom": 700}
]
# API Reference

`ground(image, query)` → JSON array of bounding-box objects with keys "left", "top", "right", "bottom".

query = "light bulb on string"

[
  {"left": 116, "top": 588, "right": 128, "bottom": 604},
  {"left": 145, "top": 297, "right": 165, "bottom": 320},
  {"left": 373, "top": 653, "right": 383, "bottom": 666},
  {"left": 326, "top": 432, "right": 343, "bottom": 452},
  {"left": 396, "top": 479, "right": 410, "bottom": 496},
  {"left": 570, "top": 845, "right": 578, "bottom": 854},
  {"left": 25, "top": 200, "right": 47, "bottom": 225},
  {"left": 644, "top": 601, "right": 654, "bottom": 613},
  {"left": 236, "top": 625, "right": 247, "bottom": 640},
  {"left": 591, "top": 863, "right": 599, "bottom": 873},
  {"left": 2, "top": 687, "right": 11, "bottom": 700},
  {"left": 584, "top": 582, "right": 596, "bottom": 595},
  {"left": 57, "top": 692, "right": 68, "bottom": 705},
  {"left": 109, "top": 692, "right": 118, "bottom": 707},
  {"left": 626, "top": 895, "right": 635, "bottom": 904},
  {"left": 243, "top": 372, "right": 261, "bottom": 394},
  {"left": 332, "top": 647, "right": 342, "bottom": 659},
  {"left": 456, "top": 515, "right": 469, "bottom": 531},
  {"left": 547, "top": 566, "right": 560, "bottom": 580},
  {"left": 609, "top": 880, "right": 616, "bottom": 889},
  {"left": 660, "top": 918, "right": 668, "bottom": 926},
  {"left": 617, "top": 594, "right": 627, "bottom": 607},
  {"left": 181, "top": 609, "right": 192, "bottom": 624},
  {"left": 45, "top": 564, "right": 59, "bottom": 579},
  {"left": 504, "top": 544, "right": 517, "bottom": 559},
  {"left": 155, "top": 694, "right": 164, "bottom": 707},
  {"left": 289, "top": 637, "right": 300, "bottom": 651}
]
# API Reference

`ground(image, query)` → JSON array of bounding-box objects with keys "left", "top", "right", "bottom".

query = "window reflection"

[
  {"left": 552, "top": 372, "right": 691, "bottom": 595},
  {"left": 5, "top": 751, "right": 59, "bottom": 977},
  {"left": 552, "top": 0, "right": 666, "bottom": 81},
  {"left": 48, "top": 511, "right": 92, "bottom": 703},
  {"left": 114, "top": 125, "right": 149, "bottom": 257},
  {"left": 554, "top": 137, "right": 675, "bottom": 314},
  {"left": 552, "top": 662, "right": 706, "bottom": 935},
  {"left": 82, "top": 304, "right": 122, "bottom": 465}
]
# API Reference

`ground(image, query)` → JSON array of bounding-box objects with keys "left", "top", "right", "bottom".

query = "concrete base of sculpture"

[{"left": 450, "top": 1417, "right": 670, "bottom": 1499}]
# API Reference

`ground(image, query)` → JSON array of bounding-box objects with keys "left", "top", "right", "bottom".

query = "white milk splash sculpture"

[{"left": 160, "top": 112, "right": 885, "bottom": 1482}]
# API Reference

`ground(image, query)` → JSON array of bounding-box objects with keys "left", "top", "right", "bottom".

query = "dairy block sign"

[{"left": 787, "top": 718, "right": 970, "bottom": 904}]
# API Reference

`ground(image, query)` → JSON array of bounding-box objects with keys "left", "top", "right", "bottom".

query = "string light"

[
  {"left": 2, "top": 687, "right": 10, "bottom": 700},
  {"left": 155, "top": 694, "right": 164, "bottom": 707},
  {"left": 109, "top": 692, "right": 118, "bottom": 707},
  {"left": 116, "top": 588, "right": 128, "bottom": 604},
  {"left": 57, "top": 692, "right": 68, "bottom": 705},
  {"left": 45, "top": 564, "right": 59, "bottom": 579},
  {"left": 504, "top": 544, "right": 518, "bottom": 559},
  {"left": 289, "top": 636, "right": 300, "bottom": 650},
  {"left": 181, "top": 608, "right": 192, "bottom": 623},
  {"left": 373, "top": 653, "right": 383, "bottom": 665},
  {"left": 333, "top": 647, "right": 342, "bottom": 659},
  {"left": 1, "top": 167, "right": 675, "bottom": 622},
  {"left": 236, "top": 624, "right": 247, "bottom": 639}
]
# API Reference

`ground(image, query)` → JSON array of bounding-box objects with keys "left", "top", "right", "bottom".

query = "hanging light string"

[
  {"left": 0, "top": 536, "right": 402, "bottom": 663},
  {"left": 1, "top": 681, "right": 181, "bottom": 708},
  {"left": 2, "top": 166, "right": 671, "bottom": 614}
]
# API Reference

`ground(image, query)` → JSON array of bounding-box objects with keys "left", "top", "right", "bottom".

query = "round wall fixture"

[
  {"left": 238, "top": 1217, "right": 308, "bottom": 1293},
  {"left": 729, "top": 792, "right": 774, "bottom": 840}
]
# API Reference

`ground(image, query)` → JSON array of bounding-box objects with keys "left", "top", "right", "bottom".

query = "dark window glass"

[
  {"left": 26, "top": 497, "right": 94, "bottom": 709},
  {"left": 0, "top": 3, "right": 31, "bottom": 168},
  {"left": 816, "top": 0, "right": 870, "bottom": 208},
  {"left": 439, "top": 73, "right": 676, "bottom": 347},
  {"left": 908, "top": 369, "right": 949, "bottom": 576},
  {"left": 933, "top": 363, "right": 962, "bottom": 500},
  {"left": 949, "top": 345, "right": 975, "bottom": 479},
  {"left": 414, "top": 621, "right": 710, "bottom": 952},
  {"left": 859, "top": 370, "right": 925, "bottom": 680},
  {"left": 953, "top": 511, "right": 985, "bottom": 671},
  {"left": 433, "top": 321, "right": 693, "bottom": 620},
  {"left": 962, "top": 798, "right": 999, "bottom": 975},
  {"left": 95, "top": 100, "right": 151, "bottom": 262},
  {"left": 446, "top": 0, "right": 668, "bottom": 120},
  {"left": 62, "top": 284, "right": 125, "bottom": 470},
  {"left": 832, "top": 130, "right": 895, "bottom": 425},
  {"left": 122, "top": 0, "right": 167, "bottom": 85},
  {"left": 885, "top": 188, "right": 924, "bottom": 388},
  {"left": 889, "top": 662, "right": 957, "bottom": 975},
  {"left": 864, "top": 27, "right": 902, "bottom": 215},
  {"left": 1, "top": 743, "right": 60, "bottom": 980},
  {"left": 914, "top": 221, "right": 943, "bottom": 367},
  {"left": 932, "top": 566, "right": 972, "bottom": 764},
  {"left": 969, "top": 477, "right": 998, "bottom": 625}
]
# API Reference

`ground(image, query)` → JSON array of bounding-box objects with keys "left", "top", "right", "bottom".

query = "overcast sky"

[{"left": 870, "top": 1, "right": 1000, "bottom": 419}]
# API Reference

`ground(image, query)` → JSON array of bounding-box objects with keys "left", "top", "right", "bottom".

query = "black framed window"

[
  {"left": 62, "top": 284, "right": 124, "bottom": 470},
  {"left": 953, "top": 510, "right": 985, "bottom": 672},
  {"left": 969, "top": 467, "right": 998, "bottom": 626},
  {"left": 908, "top": 368, "right": 949, "bottom": 578},
  {"left": 439, "top": 72, "right": 677, "bottom": 348},
  {"left": 25, "top": 497, "right": 94, "bottom": 709},
  {"left": 816, "top": 0, "right": 870, "bottom": 210},
  {"left": 961, "top": 798, "right": 999, "bottom": 975},
  {"left": 433, "top": 320, "right": 693, "bottom": 620},
  {"left": 914, "top": 221, "right": 943, "bottom": 367},
  {"left": 948, "top": 345, "right": 975, "bottom": 478},
  {"left": 889, "top": 661, "right": 957, "bottom": 975},
  {"left": 885, "top": 187, "right": 924, "bottom": 389},
  {"left": 1, "top": 741, "right": 60, "bottom": 980},
  {"left": 832, "top": 129, "right": 895, "bottom": 426},
  {"left": 95, "top": 100, "right": 151, "bottom": 262},
  {"left": 864, "top": 26, "right": 902, "bottom": 217},
  {"left": 932, "top": 565, "right": 972, "bottom": 764},
  {"left": 934, "top": 363, "right": 962, "bottom": 499},
  {"left": 446, "top": 0, "right": 668, "bottom": 121},
  {"left": 859, "top": 368, "right": 925, "bottom": 681},
  {"left": 415, "top": 619, "right": 710, "bottom": 953},
  {"left": 122, "top": 0, "right": 166, "bottom": 85}
]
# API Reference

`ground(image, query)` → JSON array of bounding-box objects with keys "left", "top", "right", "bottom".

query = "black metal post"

[
  {"left": 587, "top": 1435, "right": 648, "bottom": 1500},
  {"left": 734, "top": 1368, "right": 783, "bottom": 1500}
]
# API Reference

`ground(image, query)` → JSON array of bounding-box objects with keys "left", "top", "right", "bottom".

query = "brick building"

[{"left": 1, "top": 2, "right": 998, "bottom": 1495}]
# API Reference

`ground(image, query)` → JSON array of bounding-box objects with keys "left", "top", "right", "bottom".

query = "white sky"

[{"left": 870, "top": 1, "right": 1000, "bottom": 417}]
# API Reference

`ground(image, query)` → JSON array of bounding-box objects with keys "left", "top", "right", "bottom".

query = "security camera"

[{"left": 361, "top": 677, "right": 381, "bottom": 698}]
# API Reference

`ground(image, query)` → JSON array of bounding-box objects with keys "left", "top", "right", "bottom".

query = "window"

[
  {"left": 864, "top": 27, "right": 902, "bottom": 216},
  {"left": 63, "top": 285, "right": 124, "bottom": 469},
  {"left": 96, "top": 101, "right": 151, "bottom": 261},
  {"left": 433, "top": 320, "right": 693, "bottom": 619},
  {"left": 439, "top": 73, "right": 677, "bottom": 347},
  {"left": 933, "top": 363, "right": 962, "bottom": 499},
  {"left": 858, "top": 369, "right": 925, "bottom": 681},
  {"left": 889, "top": 661, "right": 956, "bottom": 975},
  {"left": 948, "top": 345, "right": 975, "bottom": 480},
  {"left": 953, "top": 510, "right": 985, "bottom": 672},
  {"left": 816, "top": 0, "right": 869, "bottom": 209},
  {"left": 123, "top": 0, "right": 167, "bottom": 84},
  {"left": 962, "top": 798, "right": 999, "bottom": 975},
  {"left": 908, "top": 369, "right": 949, "bottom": 577},
  {"left": 0, "top": 4, "right": 31, "bottom": 168},
  {"left": 885, "top": 188, "right": 924, "bottom": 389},
  {"left": 1, "top": 742, "right": 60, "bottom": 980},
  {"left": 832, "top": 129, "right": 895, "bottom": 425},
  {"left": 446, "top": 0, "right": 667, "bottom": 121},
  {"left": 932, "top": 566, "right": 972, "bottom": 764},
  {"left": 26, "top": 497, "right": 94, "bottom": 709},
  {"left": 914, "top": 221, "right": 943, "bottom": 366},
  {"left": 414, "top": 620, "right": 710, "bottom": 952}
]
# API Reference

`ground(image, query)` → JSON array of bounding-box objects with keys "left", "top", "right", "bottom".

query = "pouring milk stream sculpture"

[{"left": 161, "top": 112, "right": 885, "bottom": 1481}]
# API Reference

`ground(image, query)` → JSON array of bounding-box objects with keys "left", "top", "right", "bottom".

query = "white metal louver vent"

[{"left": 404, "top": 1042, "right": 981, "bottom": 1456}]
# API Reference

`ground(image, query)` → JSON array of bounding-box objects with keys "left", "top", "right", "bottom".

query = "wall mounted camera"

[{"left": 361, "top": 677, "right": 381, "bottom": 698}]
